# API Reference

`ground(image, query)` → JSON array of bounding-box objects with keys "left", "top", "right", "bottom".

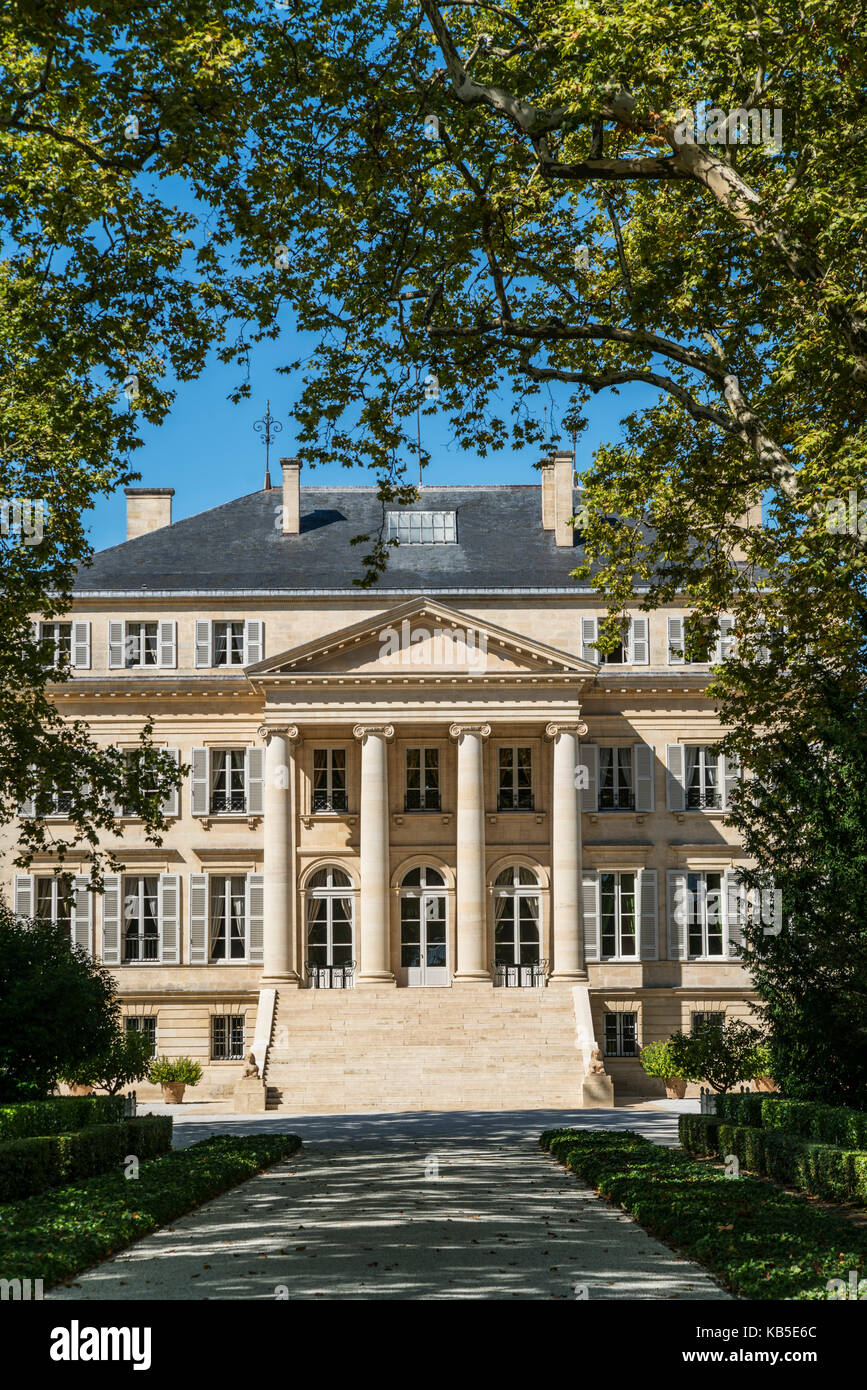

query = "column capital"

[
  {"left": 448, "top": 722, "right": 491, "bottom": 742},
  {"left": 545, "top": 720, "right": 588, "bottom": 740},
  {"left": 257, "top": 724, "right": 300, "bottom": 744},
  {"left": 353, "top": 723, "right": 395, "bottom": 743}
]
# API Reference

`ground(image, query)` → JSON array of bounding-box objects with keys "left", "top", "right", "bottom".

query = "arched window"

[
  {"left": 399, "top": 865, "right": 448, "bottom": 987},
  {"left": 306, "top": 866, "right": 354, "bottom": 987},
  {"left": 493, "top": 865, "right": 542, "bottom": 979}
]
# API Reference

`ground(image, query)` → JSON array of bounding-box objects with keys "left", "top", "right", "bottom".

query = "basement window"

[{"left": 386, "top": 510, "right": 457, "bottom": 545}]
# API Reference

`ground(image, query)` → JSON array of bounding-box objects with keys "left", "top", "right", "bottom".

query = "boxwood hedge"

[
  {"left": 680, "top": 1112, "right": 867, "bottom": 1205},
  {"left": 541, "top": 1127, "right": 867, "bottom": 1300},
  {"left": 0, "top": 1132, "right": 302, "bottom": 1289},
  {"left": 0, "top": 1116, "right": 173, "bottom": 1202},
  {"left": 714, "top": 1093, "right": 867, "bottom": 1149},
  {"left": 0, "top": 1096, "right": 125, "bottom": 1142}
]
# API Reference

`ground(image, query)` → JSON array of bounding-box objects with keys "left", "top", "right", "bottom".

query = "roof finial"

[{"left": 253, "top": 400, "right": 283, "bottom": 491}]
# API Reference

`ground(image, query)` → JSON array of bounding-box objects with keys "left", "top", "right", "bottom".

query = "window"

[
  {"left": 122, "top": 876, "right": 160, "bottom": 963},
  {"left": 213, "top": 621, "right": 245, "bottom": 666},
  {"left": 34, "top": 876, "right": 73, "bottom": 933},
  {"left": 692, "top": 1011, "right": 725, "bottom": 1038},
  {"left": 405, "top": 747, "right": 440, "bottom": 811},
  {"left": 121, "top": 750, "right": 161, "bottom": 818},
  {"left": 209, "top": 875, "right": 247, "bottom": 961},
  {"left": 312, "top": 749, "right": 347, "bottom": 812},
  {"left": 386, "top": 510, "right": 457, "bottom": 545},
  {"left": 600, "top": 872, "right": 638, "bottom": 959},
  {"left": 211, "top": 1015, "right": 245, "bottom": 1060},
  {"left": 211, "top": 749, "right": 247, "bottom": 814},
  {"left": 685, "top": 747, "right": 722, "bottom": 810},
  {"left": 498, "top": 746, "right": 533, "bottom": 811},
  {"left": 599, "top": 748, "right": 634, "bottom": 810},
  {"left": 124, "top": 621, "right": 159, "bottom": 668},
  {"left": 604, "top": 1012, "right": 638, "bottom": 1057},
  {"left": 399, "top": 866, "right": 447, "bottom": 982},
  {"left": 493, "top": 865, "right": 541, "bottom": 971},
  {"left": 581, "top": 616, "right": 649, "bottom": 665},
  {"left": 686, "top": 872, "right": 725, "bottom": 958},
  {"left": 125, "top": 1016, "right": 157, "bottom": 1057},
  {"left": 39, "top": 622, "right": 72, "bottom": 667},
  {"left": 45, "top": 789, "right": 74, "bottom": 817},
  {"left": 306, "top": 866, "right": 354, "bottom": 985}
]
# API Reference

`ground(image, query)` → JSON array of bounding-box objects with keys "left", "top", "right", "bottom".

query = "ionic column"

[
  {"left": 259, "top": 724, "right": 300, "bottom": 983},
  {"left": 353, "top": 724, "right": 395, "bottom": 984},
  {"left": 546, "top": 721, "right": 589, "bottom": 980},
  {"left": 449, "top": 722, "right": 492, "bottom": 982}
]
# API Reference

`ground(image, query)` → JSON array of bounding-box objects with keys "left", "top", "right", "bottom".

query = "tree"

[
  {"left": 669, "top": 1019, "right": 766, "bottom": 1094},
  {"left": 719, "top": 606, "right": 867, "bottom": 1104},
  {"left": 60, "top": 1027, "right": 153, "bottom": 1096},
  {"left": 0, "top": 903, "right": 119, "bottom": 1100}
]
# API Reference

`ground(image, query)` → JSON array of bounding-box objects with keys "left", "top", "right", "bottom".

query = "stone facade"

[{"left": 2, "top": 470, "right": 758, "bottom": 1109}]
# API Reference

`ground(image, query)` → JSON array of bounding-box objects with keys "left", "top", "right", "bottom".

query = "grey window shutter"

[
  {"left": 189, "top": 874, "right": 209, "bottom": 964},
  {"left": 15, "top": 875, "right": 34, "bottom": 921},
  {"left": 159, "top": 874, "right": 180, "bottom": 964},
  {"left": 725, "top": 868, "right": 746, "bottom": 958},
  {"left": 633, "top": 743, "right": 655, "bottom": 811},
  {"left": 72, "top": 621, "right": 91, "bottom": 669},
  {"left": 102, "top": 874, "right": 121, "bottom": 964},
  {"left": 723, "top": 752, "right": 740, "bottom": 810},
  {"left": 638, "top": 869, "right": 658, "bottom": 960},
  {"left": 18, "top": 789, "right": 35, "bottom": 817},
  {"left": 630, "top": 616, "right": 649, "bottom": 664},
  {"left": 158, "top": 620, "right": 177, "bottom": 669},
  {"left": 244, "top": 620, "right": 263, "bottom": 665},
  {"left": 580, "top": 743, "right": 598, "bottom": 811},
  {"left": 666, "top": 745, "right": 686, "bottom": 811},
  {"left": 247, "top": 873, "right": 264, "bottom": 962},
  {"left": 667, "top": 870, "right": 688, "bottom": 960},
  {"left": 195, "top": 621, "right": 211, "bottom": 668},
  {"left": 190, "top": 747, "right": 209, "bottom": 816},
  {"left": 73, "top": 876, "right": 92, "bottom": 956},
  {"left": 161, "top": 748, "right": 180, "bottom": 817},
  {"left": 581, "top": 617, "right": 598, "bottom": 663},
  {"left": 108, "top": 620, "right": 125, "bottom": 669},
  {"left": 667, "top": 616, "right": 685, "bottom": 665},
  {"left": 246, "top": 746, "right": 265, "bottom": 815},
  {"left": 582, "top": 871, "right": 600, "bottom": 961},
  {"left": 31, "top": 619, "right": 40, "bottom": 647}
]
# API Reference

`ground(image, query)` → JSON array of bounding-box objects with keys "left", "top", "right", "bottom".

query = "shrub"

[
  {"left": 763, "top": 1098, "right": 867, "bottom": 1149},
  {"left": 668, "top": 1020, "right": 767, "bottom": 1093},
  {"left": 147, "top": 1056, "right": 203, "bottom": 1086},
  {"left": 678, "top": 1113, "right": 720, "bottom": 1155},
  {"left": 0, "top": 1116, "right": 173, "bottom": 1201},
  {"left": 61, "top": 1029, "right": 153, "bottom": 1095},
  {"left": 541, "top": 1127, "right": 867, "bottom": 1299},
  {"left": 638, "top": 1039, "right": 687, "bottom": 1079},
  {"left": 714, "top": 1092, "right": 771, "bottom": 1126},
  {"left": 0, "top": 1095, "right": 124, "bottom": 1142},
  {"left": 0, "top": 1133, "right": 302, "bottom": 1289}
]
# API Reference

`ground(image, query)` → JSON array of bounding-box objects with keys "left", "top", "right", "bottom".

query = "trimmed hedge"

[
  {"left": 714, "top": 1093, "right": 867, "bottom": 1149},
  {"left": 541, "top": 1126, "right": 867, "bottom": 1300},
  {"left": 0, "top": 1117, "right": 173, "bottom": 1202},
  {"left": 0, "top": 1132, "right": 302, "bottom": 1290},
  {"left": 679, "top": 1112, "right": 867, "bottom": 1205},
  {"left": 714, "top": 1092, "right": 772, "bottom": 1127},
  {"left": 0, "top": 1096, "right": 125, "bottom": 1142}
]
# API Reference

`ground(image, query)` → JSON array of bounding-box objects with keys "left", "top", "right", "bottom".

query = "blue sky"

[{"left": 90, "top": 327, "right": 655, "bottom": 554}]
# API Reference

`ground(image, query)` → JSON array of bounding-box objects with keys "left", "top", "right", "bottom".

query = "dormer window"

[{"left": 386, "top": 511, "right": 457, "bottom": 545}]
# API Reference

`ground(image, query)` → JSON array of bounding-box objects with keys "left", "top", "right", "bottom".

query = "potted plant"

[
  {"left": 639, "top": 1039, "right": 689, "bottom": 1099},
  {"left": 147, "top": 1055, "right": 203, "bottom": 1104},
  {"left": 751, "top": 1043, "right": 776, "bottom": 1091}
]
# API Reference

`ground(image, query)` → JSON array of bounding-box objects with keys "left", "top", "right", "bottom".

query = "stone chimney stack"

[
  {"left": 280, "top": 458, "right": 301, "bottom": 535},
  {"left": 124, "top": 487, "right": 174, "bottom": 541},
  {"left": 540, "top": 450, "right": 575, "bottom": 546}
]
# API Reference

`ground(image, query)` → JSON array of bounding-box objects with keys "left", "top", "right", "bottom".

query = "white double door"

[{"left": 400, "top": 890, "right": 449, "bottom": 987}]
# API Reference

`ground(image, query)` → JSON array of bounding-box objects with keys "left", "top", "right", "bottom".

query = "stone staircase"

[{"left": 262, "top": 982, "right": 595, "bottom": 1112}]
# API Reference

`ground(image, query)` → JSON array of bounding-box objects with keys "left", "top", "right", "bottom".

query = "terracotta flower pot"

[
  {"left": 67, "top": 1083, "right": 94, "bottom": 1097},
  {"left": 161, "top": 1082, "right": 186, "bottom": 1104},
  {"left": 664, "top": 1077, "right": 688, "bottom": 1099}
]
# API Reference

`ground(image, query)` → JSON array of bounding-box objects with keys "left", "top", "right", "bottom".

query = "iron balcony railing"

[
  {"left": 491, "top": 958, "right": 548, "bottom": 988},
  {"left": 305, "top": 959, "right": 356, "bottom": 990}
]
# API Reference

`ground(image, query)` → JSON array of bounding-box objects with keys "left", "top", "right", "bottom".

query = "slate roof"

[{"left": 74, "top": 486, "right": 607, "bottom": 594}]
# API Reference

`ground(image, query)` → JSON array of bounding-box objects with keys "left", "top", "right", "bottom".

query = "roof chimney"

[
  {"left": 124, "top": 488, "right": 174, "bottom": 541},
  {"left": 541, "top": 462, "right": 556, "bottom": 530},
  {"left": 280, "top": 458, "right": 301, "bottom": 535},
  {"left": 541, "top": 450, "right": 576, "bottom": 546}
]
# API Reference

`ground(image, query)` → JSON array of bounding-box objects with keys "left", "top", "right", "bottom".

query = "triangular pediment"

[{"left": 246, "top": 597, "right": 595, "bottom": 680}]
